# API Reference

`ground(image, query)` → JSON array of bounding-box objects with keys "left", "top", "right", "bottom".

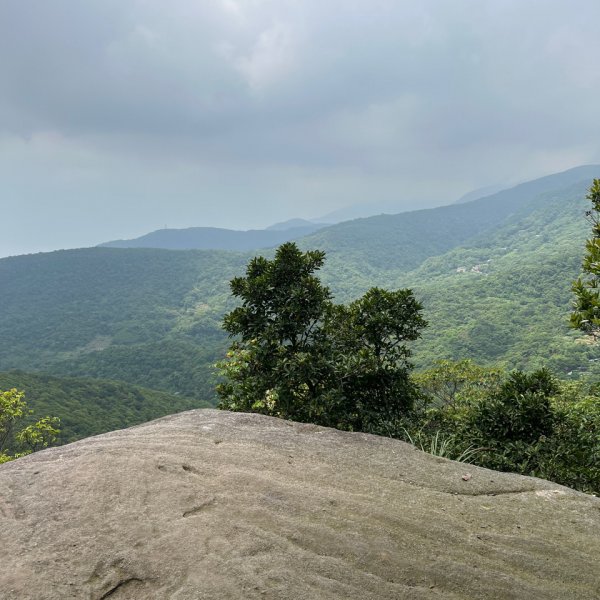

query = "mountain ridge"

[
  {"left": 2, "top": 166, "right": 599, "bottom": 397},
  {"left": 99, "top": 223, "right": 328, "bottom": 251}
]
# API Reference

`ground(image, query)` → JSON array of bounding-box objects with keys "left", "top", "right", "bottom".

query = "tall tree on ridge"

[{"left": 572, "top": 179, "right": 600, "bottom": 338}]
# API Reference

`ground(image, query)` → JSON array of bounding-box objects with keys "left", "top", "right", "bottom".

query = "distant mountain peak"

[
  {"left": 265, "top": 218, "right": 326, "bottom": 231},
  {"left": 98, "top": 222, "right": 328, "bottom": 252},
  {"left": 454, "top": 184, "right": 509, "bottom": 205}
]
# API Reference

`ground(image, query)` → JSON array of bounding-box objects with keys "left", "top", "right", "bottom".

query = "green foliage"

[
  {"left": 217, "top": 244, "right": 334, "bottom": 423},
  {"left": 0, "top": 371, "right": 211, "bottom": 444},
  {"left": 405, "top": 360, "right": 505, "bottom": 463},
  {"left": 0, "top": 248, "right": 244, "bottom": 400},
  {"left": 459, "top": 370, "right": 559, "bottom": 476},
  {"left": 0, "top": 388, "right": 60, "bottom": 463},
  {"left": 541, "top": 383, "right": 600, "bottom": 494},
  {"left": 327, "top": 288, "right": 427, "bottom": 431},
  {"left": 414, "top": 359, "right": 503, "bottom": 409},
  {"left": 472, "top": 369, "right": 557, "bottom": 445},
  {"left": 1, "top": 174, "right": 599, "bottom": 398},
  {"left": 223, "top": 244, "right": 331, "bottom": 348},
  {"left": 406, "top": 362, "right": 599, "bottom": 495},
  {"left": 217, "top": 243, "right": 426, "bottom": 431},
  {"left": 571, "top": 179, "right": 600, "bottom": 336}
]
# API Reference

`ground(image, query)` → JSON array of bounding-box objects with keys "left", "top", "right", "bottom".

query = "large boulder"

[{"left": 0, "top": 409, "right": 598, "bottom": 599}]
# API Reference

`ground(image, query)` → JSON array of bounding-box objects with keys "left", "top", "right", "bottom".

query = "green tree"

[
  {"left": 326, "top": 287, "right": 427, "bottom": 431},
  {"left": 216, "top": 242, "right": 427, "bottom": 430},
  {"left": 217, "top": 243, "right": 333, "bottom": 422},
  {"left": 414, "top": 359, "right": 503, "bottom": 410},
  {"left": 0, "top": 388, "right": 60, "bottom": 464},
  {"left": 472, "top": 369, "right": 557, "bottom": 446},
  {"left": 406, "top": 362, "right": 599, "bottom": 494},
  {"left": 571, "top": 179, "right": 600, "bottom": 336}
]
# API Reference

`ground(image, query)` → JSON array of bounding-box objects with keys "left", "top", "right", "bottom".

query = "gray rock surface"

[{"left": 0, "top": 409, "right": 599, "bottom": 599}]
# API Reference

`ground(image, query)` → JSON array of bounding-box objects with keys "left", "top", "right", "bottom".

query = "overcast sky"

[{"left": 1, "top": 0, "right": 599, "bottom": 257}]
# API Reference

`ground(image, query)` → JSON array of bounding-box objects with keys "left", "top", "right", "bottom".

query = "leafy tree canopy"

[
  {"left": 408, "top": 362, "right": 599, "bottom": 495},
  {"left": 0, "top": 388, "right": 60, "bottom": 464},
  {"left": 216, "top": 242, "right": 427, "bottom": 431},
  {"left": 571, "top": 179, "right": 600, "bottom": 336},
  {"left": 414, "top": 359, "right": 503, "bottom": 409}
]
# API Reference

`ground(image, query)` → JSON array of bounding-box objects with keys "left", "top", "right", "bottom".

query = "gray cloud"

[{"left": 1, "top": 0, "right": 599, "bottom": 256}]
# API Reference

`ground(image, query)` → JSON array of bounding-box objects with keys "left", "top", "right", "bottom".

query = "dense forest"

[
  {"left": 2, "top": 167, "right": 599, "bottom": 403},
  {"left": 1, "top": 166, "right": 600, "bottom": 493},
  {"left": 0, "top": 371, "right": 209, "bottom": 443}
]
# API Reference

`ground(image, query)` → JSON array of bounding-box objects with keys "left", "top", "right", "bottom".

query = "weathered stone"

[{"left": 0, "top": 409, "right": 598, "bottom": 599}]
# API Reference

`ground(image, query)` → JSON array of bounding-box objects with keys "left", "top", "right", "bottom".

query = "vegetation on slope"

[
  {"left": 1, "top": 169, "right": 599, "bottom": 399},
  {"left": 303, "top": 164, "right": 600, "bottom": 283},
  {"left": 409, "top": 360, "right": 599, "bottom": 495},
  {"left": 0, "top": 387, "right": 60, "bottom": 463},
  {"left": 0, "top": 247, "right": 245, "bottom": 398},
  {"left": 0, "top": 372, "right": 209, "bottom": 444},
  {"left": 406, "top": 181, "right": 599, "bottom": 376}
]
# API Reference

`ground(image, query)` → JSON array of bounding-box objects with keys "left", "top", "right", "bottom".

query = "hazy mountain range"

[
  {"left": 98, "top": 165, "right": 597, "bottom": 254},
  {"left": 99, "top": 222, "right": 329, "bottom": 251},
  {"left": 1, "top": 164, "right": 599, "bottom": 433}
]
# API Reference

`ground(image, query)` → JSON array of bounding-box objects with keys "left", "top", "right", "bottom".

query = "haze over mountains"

[
  {"left": 301, "top": 165, "right": 600, "bottom": 276},
  {"left": 1, "top": 165, "right": 599, "bottom": 422},
  {"left": 3, "top": 4, "right": 600, "bottom": 595},
  {"left": 97, "top": 165, "right": 598, "bottom": 255},
  {"left": 99, "top": 222, "right": 328, "bottom": 252},
  {"left": 453, "top": 183, "right": 510, "bottom": 205}
]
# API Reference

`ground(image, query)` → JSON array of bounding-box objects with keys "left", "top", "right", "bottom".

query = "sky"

[{"left": 1, "top": 0, "right": 600, "bottom": 257}]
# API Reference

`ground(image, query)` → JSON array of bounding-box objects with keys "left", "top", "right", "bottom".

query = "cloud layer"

[{"left": 1, "top": 0, "right": 599, "bottom": 255}]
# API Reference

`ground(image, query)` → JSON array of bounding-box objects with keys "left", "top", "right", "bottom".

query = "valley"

[{"left": 2, "top": 166, "right": 599, "bottom": 412}]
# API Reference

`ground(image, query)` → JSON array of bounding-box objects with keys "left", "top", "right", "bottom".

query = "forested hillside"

[
  {"left": 300, "top": 164, "right": 600, "bottom": 287},
  {"left": 0, "top": 248, "right": 244, "bottom": 398},
  {"left": 408, "top": 181, "right": 595, "bottom": 375},
  {"left": 0, "top": 371, "right": 209, "bottom": 443},
  {"left": 1, "top": 167, "right": 599, "bottom": 401}
]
